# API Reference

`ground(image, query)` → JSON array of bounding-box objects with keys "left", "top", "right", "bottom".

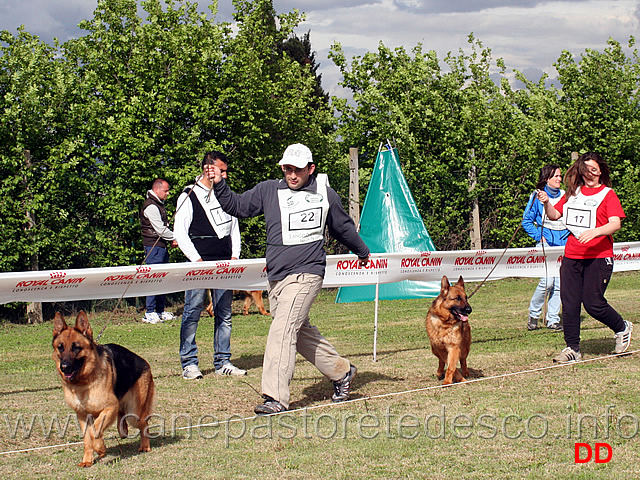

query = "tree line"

[{"left": 2, "top": 1, "right": 639, "bottom": 306}]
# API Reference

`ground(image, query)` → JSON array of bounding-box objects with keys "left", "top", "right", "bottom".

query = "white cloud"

[{"left": 1, "top": 0, "right": 638, "bottom": 91}]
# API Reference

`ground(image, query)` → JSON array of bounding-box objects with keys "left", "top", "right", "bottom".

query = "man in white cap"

[{"left": 209, "top": 143, "right": 370, "bottom": 414}]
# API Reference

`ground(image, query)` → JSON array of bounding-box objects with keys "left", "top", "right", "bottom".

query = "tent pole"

[{"left": 373, "top": 279, "right": 379, "bottom": 362}]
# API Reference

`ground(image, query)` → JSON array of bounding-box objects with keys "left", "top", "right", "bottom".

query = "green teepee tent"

[{"left": 335, "top": 145, "right": 440, "bottom": 303}]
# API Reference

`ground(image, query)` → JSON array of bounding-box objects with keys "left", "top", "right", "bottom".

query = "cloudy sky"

[{"left": 1, "top": 0, "right": 639, "bottom": 96}]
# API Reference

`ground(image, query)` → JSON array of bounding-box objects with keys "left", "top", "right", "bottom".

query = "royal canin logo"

[
  {"left": 528, "top": 249, "right": 539, "bottom": 255},
  {"left": 136, "top": 266, "right": 152, "bottom": 273},
  {"left": 621, "top": 246, "right": 630, "bottom": 253},
  {"left": 216, "top": 262, "right": 230, "bottom": 268},
  {"left": 420, "top": 251, "right": 432, "bottom": 257},
  {"left": 50, "top": 271, "right": 66, "bottom": 279},
  {"left": 475, "top": 250, "right": 487, "bottom": 256}
]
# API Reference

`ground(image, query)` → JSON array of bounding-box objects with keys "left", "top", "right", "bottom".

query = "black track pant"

[{"left": 560, "top": 257, "right": 625, "bottom": 351}]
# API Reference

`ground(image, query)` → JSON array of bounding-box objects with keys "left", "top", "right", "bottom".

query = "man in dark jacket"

[
  {"left": 211, "top": 143, "right": 370, "bottom": 414},
  {"left": 140, "top": 178, "right": 177, "bottom": 324}
]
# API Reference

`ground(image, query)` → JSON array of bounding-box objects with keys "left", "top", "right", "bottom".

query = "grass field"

[{"left": 0, "top": 273, "right": 639, "bottom": 479}]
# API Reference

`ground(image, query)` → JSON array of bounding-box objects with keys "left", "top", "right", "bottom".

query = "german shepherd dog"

[
  {"left": 425, "top": 276, "right": 472, "bottom": 385},
  {"left": 52, "top": 311, "right": 155, "bottom": 467},
  {"left": 205, "top": 290, "right": 269, "bottom": 316},
  {"left": 238, "top": 290, "right": 269, "bottom": 316}
]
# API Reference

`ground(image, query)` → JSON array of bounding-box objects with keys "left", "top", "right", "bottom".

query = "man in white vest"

[
  {"left": 210, "top": 143, "right": 370, "bottom": 414},
  {"left": 174, "top": 151, "right": 245, "bottom": 380}
]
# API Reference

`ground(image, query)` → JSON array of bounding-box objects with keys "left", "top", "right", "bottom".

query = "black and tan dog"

[
  {"left": 52, "top": 311, "right": 155, "bottom": 467},
  {"left": 425, "top": 275, "right": 472, "bottom": 385},
  {"left": 205, "top": 290, "right": 270, "bottom": 317}
]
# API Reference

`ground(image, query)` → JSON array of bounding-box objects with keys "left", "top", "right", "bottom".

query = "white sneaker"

[
  {"left": 614, "top": 320, "right": 633, "bottom": 354},
  {"left": 142, "top": 312, "right": 162, "bottom": 324},
  {"left": 553, "top": 346, "right": 582, "bottom": 363},
  {"left": 159, "top": 311, "right": 176, "bottom": 321},
  {"left": 182, "top": 365, "right": 203, "bottom": 380},
  {"left": 215, "top": 363, "right": 247, "bottom": 376}
]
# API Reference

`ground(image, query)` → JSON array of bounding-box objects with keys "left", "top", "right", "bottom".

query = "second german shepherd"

[
  {"left": 205, "top": 290, "right": 270, "bottom": 316},
  {"left": 425, "top": 275, "right": 472, "bottom": 385},
  {"left": 52, "top": 311, "right": 155, "bottom": 467}
]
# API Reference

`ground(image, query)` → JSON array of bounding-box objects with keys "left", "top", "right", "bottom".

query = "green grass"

[{"left": 1, "top": 273, "right": 639, "bottom": 479}]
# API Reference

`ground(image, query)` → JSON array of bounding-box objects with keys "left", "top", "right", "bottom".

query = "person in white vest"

[
  {"left": 522, "top": 165, "right": 569, "bottom": 331},
  {"left": 210, "top": 143, "right": 370, "bottom": 414},
  {"left": 174, "top": 151, "right": 246, "bottom": 380},
  {"left": 537, "top": 152, "right": 632, "bottom": 363}
]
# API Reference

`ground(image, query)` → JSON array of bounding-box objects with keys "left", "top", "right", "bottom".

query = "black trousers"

[{"left": 560, "top": 257, "right": 625, "bottom": 351}]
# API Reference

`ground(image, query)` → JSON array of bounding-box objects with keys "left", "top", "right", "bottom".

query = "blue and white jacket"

[{"left": 522, "top": 186, "right": 569, "bottom": 246}]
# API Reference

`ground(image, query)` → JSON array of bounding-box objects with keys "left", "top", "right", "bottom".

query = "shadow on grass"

[
  {"left": 291, "top": 370, "right": 398, "bottom": 409},
  {"left": 581, "top": 337, "right": 616, "bottom": 356},
  {"left": 98, "top": 434, "right": 181, "bottom": 467},
  {"left": 193, "top": 353, "right": 264, "bottom": 378},
  {"left": 0, "top": 385, "right": 60, "bottom": 396}
]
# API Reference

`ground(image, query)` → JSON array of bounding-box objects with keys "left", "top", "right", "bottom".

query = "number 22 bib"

[{"left": 278, "top": 174, "right": 330, "bottom": 245}]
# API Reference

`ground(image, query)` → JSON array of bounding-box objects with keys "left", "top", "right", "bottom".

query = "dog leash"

[{"left": 467, "top": 222, "right": 521, "bottom": 299}]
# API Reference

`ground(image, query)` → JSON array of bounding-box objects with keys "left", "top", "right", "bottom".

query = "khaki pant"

[{"left": 262, "top": 273, "right": 350, "bottom": 408}]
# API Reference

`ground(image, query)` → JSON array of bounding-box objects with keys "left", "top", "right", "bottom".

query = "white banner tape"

[{"left": 1, "top": 242, "right": 639, "bottom": 304}]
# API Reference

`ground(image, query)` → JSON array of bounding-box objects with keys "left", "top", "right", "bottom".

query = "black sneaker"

[
  {"left": 254, "top": 395, "right": 286, "bottom": 415},
  {"left": 547, "top": 323, "right": 562, "bottom": 331},
  {"left": 527, "top": 316, "right": 538, "bottom": 331},
  {"left": 332, "top": 365, "right": 357, "bottom": 402}
]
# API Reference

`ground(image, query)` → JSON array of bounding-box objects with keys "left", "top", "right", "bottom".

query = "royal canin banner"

[{"left": 1, "top": 242, "right": 639, "bottom": 304}]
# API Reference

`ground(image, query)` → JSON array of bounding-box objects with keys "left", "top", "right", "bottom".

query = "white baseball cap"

[{"left": 278, "top": 143, "right": 313, "bottom": 168}]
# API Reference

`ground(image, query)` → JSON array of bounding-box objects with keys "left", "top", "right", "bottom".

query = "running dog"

[
  {"left": 425, "top": 275, "right": 472, "bottom": 385},
  {"left": 205, "top": 290, "right": 269, "bottom": 316},
  {"left": 238, "top": 290, "right": 269, "bottom": 316},
  {"left": 52, "top": 311, "right": 155, "bottom": 467}
]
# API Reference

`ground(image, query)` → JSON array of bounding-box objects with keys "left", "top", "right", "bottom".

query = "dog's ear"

[
  {"left": 52, "top": 312, "right": 68, "bottom": 338},
  {"left": 456, "top": 276, "right": 465, "bottom": 288},
  {"left": 440, "top": 275, "right": 450, "bottom": 295},
  {"left": 74, "top": 311, "right": 93, "bottom": 341}
]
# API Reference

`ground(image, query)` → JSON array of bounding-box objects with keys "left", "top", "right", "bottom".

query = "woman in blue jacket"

[{"left": 522, "top": 164, "right": 569, "bottom": 331}]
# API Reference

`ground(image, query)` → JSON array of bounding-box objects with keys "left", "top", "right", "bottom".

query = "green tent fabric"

[{"left": 335, "top": 147, "right": 440, "bottom": 303}]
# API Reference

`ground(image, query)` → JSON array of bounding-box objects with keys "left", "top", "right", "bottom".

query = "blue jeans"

[
  {"left": 144, "top": 245, "right": 169, "bottom": 314},
  {"left": 528, "top": 275, "right": 561, "bottom": 325},
  {"left": 180, "top": 288, "right": 233, "bottom": 370}
]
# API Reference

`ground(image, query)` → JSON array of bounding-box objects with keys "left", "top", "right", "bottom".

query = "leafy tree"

[
  {"left": 330, "top": 35, "right": 640, "bottom": 249},
  {"left": 217, "top": 0, "right": 338, "bottom": 256},
  {"left": 330, "top": 36, "right": 532, "bottom": 249},
  {"left": 280, "top": 31, "right": 329, "bottom": 107},
  {"left": 0, "top": 28, "right": 87, "bottom": 271},
  {"left": 552, "top": 38, "right": 640, "bottom": 241}
]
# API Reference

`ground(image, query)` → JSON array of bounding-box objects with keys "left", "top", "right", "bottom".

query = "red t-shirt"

[{"left": 554, "top": 185, "right": 625, "bottom": 259}]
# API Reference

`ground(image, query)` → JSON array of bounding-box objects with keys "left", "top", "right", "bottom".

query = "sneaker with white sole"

[
  {"left": 553, "top": 346, "right": 582, "bottom": 363},
  {"left": 254, "top": 395, "right": 286, "bottom": 415},
  {"left": 159, "top": 311, "right": 176, "bottom": 321},
  {"left": 142, "top": 312, "right": 162, "bottom": 324},
  {"left": 182, "top": 364, "right": 203, "bottom": 380},
  {"left": 332, "top": 365, "right": 357, "bottom": 402},
  {"left": 614, "top": 320, "right": 633, "bottom": 354},
  {"left": 215, "top": 363, "right": 247, "bottom": 376}
]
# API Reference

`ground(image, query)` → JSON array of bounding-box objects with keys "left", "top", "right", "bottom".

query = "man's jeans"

[
  {"left": 180, "top": 288, "right": 233, "bottom": 370},
  {"left": 144, "top": 245, "right": 169, "bottom": 313}
]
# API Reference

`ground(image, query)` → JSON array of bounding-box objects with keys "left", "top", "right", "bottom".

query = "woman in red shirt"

[{"left": 537, "top": 152, "right": 632, "bottom": 363}]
